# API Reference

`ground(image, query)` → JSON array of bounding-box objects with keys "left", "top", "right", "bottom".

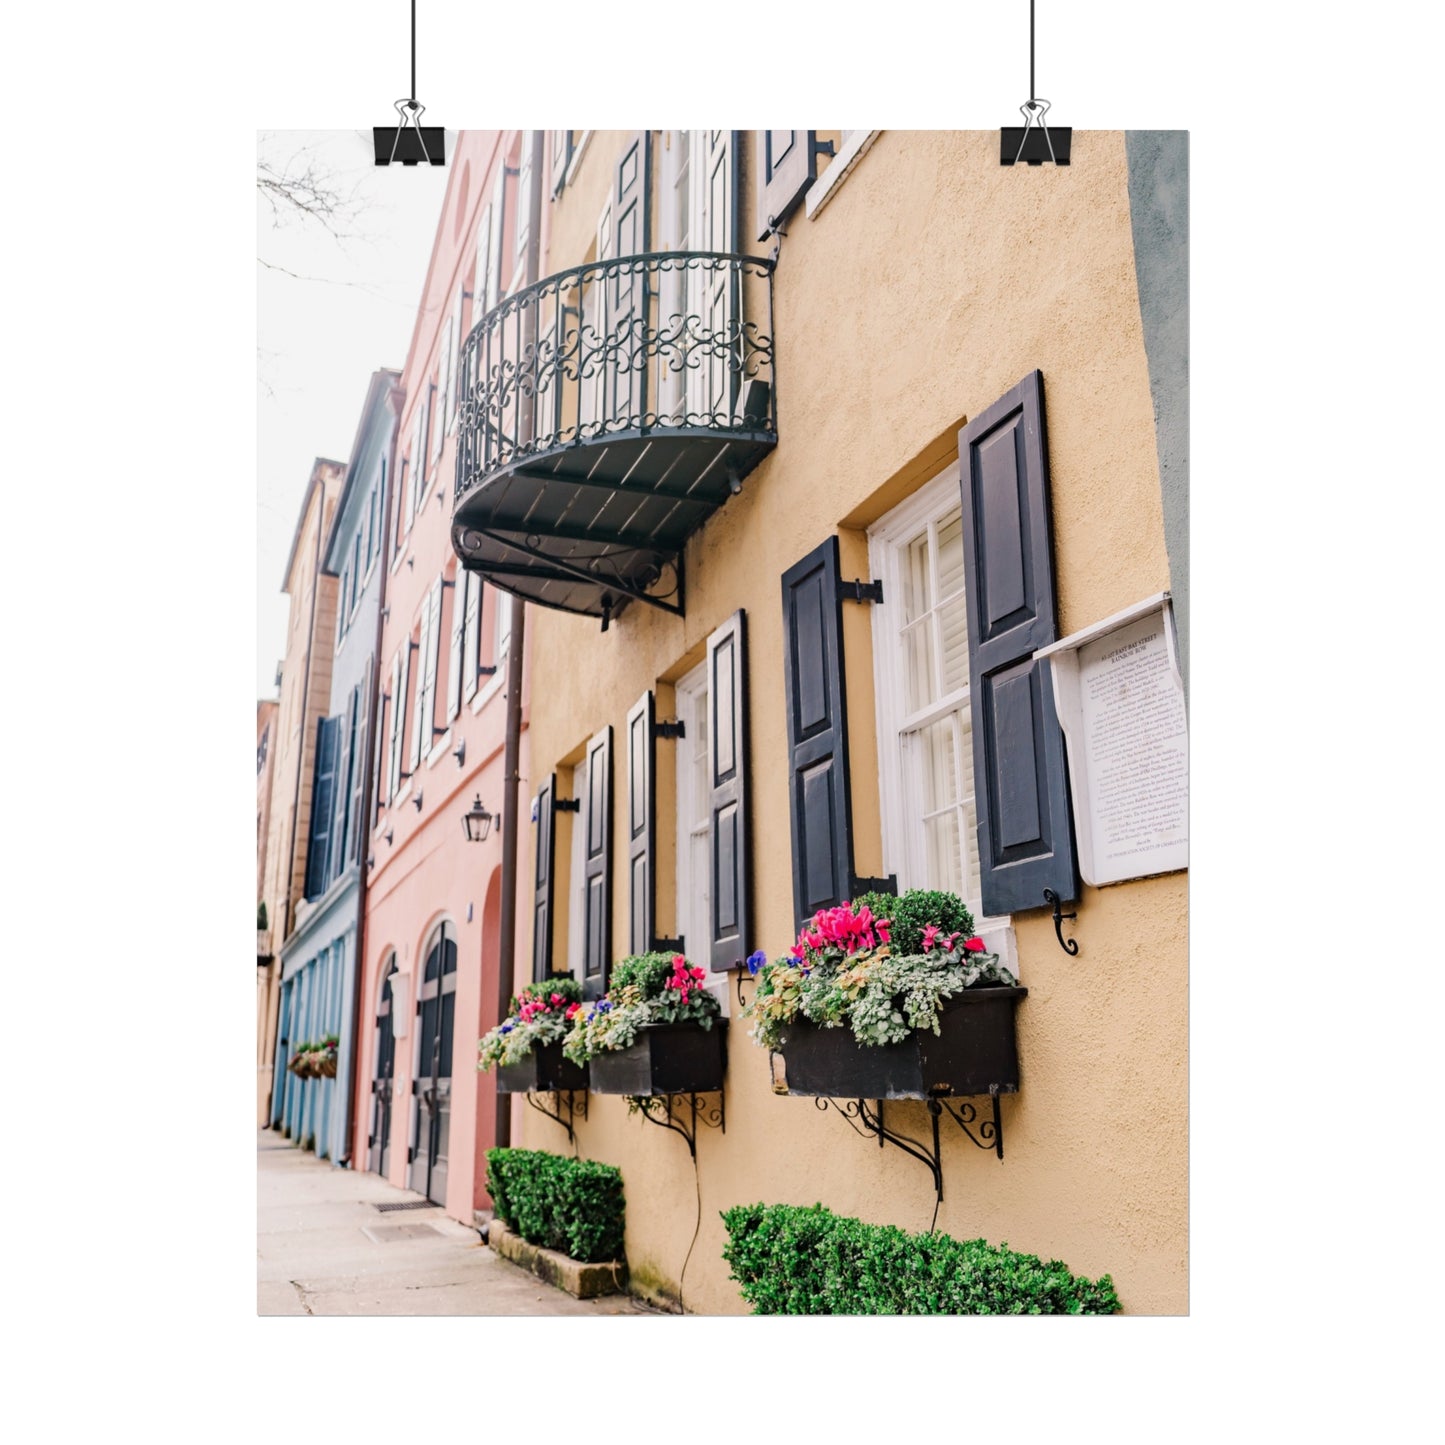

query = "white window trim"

[
  {"left": 564, "top": 130, "right": 593, "bottom": 187},
  {"left": 805, "top": 130, "right": 882, "bottom": 220},
  {"left": 674, "top": 661, "right": 729, "bottom": 1016},
  {"left": 867, "top": 463, "right": 1018, "bottom": 975}
]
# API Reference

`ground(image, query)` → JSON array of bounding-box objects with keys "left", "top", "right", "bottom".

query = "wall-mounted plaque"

[{"left": 1036, "top": 593, "right": 1188, "bottom": 888}]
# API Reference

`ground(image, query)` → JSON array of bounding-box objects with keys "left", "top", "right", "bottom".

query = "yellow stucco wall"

[{"left": 513, "top": 130, "right": 1186, "bottom": 1314}]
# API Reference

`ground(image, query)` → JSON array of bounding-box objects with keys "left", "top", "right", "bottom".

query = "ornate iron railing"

[{"left": 454, "top": 251, "right": 776, "bottom": 500}]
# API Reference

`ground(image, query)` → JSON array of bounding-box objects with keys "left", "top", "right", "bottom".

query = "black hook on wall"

[{"left": 1043, "top": 888, "right": 1079, "bottom": 956}]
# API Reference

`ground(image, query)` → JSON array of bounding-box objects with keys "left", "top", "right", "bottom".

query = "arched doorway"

[
  {"left": 409, "top": 922, "right": 457, "bottom": 1204},
  {"left": 369, "top": 955, "right": 398, "bottom": 1176}
]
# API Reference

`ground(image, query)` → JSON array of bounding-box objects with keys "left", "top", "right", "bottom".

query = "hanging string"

[
  {"left": 411, "top": 0, "right": 417, "bottom": 105},
  {"left": 1030, "top": 0, "right": 1036, "bottom": 104}
]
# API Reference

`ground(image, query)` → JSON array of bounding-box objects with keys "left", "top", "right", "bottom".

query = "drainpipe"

[
  {"left": 340, "top": 388, "right": 402, "bottom": 1168},
  {"left": 273, "top": 471, "right": 328, "bottom": 1115},
  {"left": 493, "top": 602, "right": 526, "bottom": 1151},
  {"left": 493, "top": 132, "right": 545, "bottom": 1152}
]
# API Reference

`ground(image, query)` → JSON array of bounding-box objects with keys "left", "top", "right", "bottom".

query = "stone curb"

[{"left": 488, "top": 1220, "right": 629, "bottom": 1299}]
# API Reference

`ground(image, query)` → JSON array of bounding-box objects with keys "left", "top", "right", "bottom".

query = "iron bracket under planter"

[
  {"left": 631, "top": 1090, "right": 725, "bottom": 1160},
  {"left": 816, "top": 1093, "right": 1005, "bottom": 1207},
  {"left": 521, "top": 1089, "right": 589, "bottom": 1149}
]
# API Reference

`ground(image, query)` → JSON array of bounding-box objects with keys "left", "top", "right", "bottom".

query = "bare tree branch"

[{"left": 256, "top": 147, "right": 364, "bottom": 240}]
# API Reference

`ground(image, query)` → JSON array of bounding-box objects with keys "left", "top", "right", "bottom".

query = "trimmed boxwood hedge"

[
  {"left": 485, "top": 1148, "right": 625, "bottom": 1264},
  {"left": 721, "top": 1203, "right": 1120, "bottom": 1314}
]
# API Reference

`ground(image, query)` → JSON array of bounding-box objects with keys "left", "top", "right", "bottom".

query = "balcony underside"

[{"left": 452, "top": 426, "right": 776, "bottom": 621}]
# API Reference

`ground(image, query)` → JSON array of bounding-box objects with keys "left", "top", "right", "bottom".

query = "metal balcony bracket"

[
  {"left": 473, "top": 527, "right": 684, "bottom": 620},
  {"left": 522, "top": 1089, "right": 588, "bottom": 1152},
  {"left": 817, "top": 1097, "right": 944, "bottom": 1205},
  {"left": 629, "top": 1090, "right": 724, "bottom": 1161}
]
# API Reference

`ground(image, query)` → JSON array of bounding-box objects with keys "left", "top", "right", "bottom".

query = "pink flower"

[
  {"left": 673, "top": 954, "right": 687, "bottom": 969},
  {"left": 878, "top": 920, "right": 891, "bottom": 943},
  {"left": 922, "top": 923, "right": 941, "bottom": 952},
  {"left": 963, "top": 936, "right": 986, "bottom": 953}
]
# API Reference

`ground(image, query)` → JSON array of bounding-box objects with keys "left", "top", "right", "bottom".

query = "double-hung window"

[
  {"left": 673, "top": 662, "right": 728, "bottom": 1011},
  {"left": 869, "top": 465, "right": 1009, "bottom": 951}
]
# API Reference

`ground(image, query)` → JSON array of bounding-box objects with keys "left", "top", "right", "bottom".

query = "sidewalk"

[{"left": 257, "top": 1131, "right": 656, "bottom": 1317}]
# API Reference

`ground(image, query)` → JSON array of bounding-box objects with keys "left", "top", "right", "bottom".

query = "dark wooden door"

[
  {"left": 369, "top": 960, "right": 397, "bottom": 1176},
  {"left": 410, "top": 924, "right": 457, "bottom": 1204}
]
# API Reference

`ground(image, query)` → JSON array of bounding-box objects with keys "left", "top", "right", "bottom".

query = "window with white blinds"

[{"left": 868, "top": 465, "right": 994, "bottom": 925}]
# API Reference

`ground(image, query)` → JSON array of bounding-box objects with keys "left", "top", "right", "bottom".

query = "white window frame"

[
  {"left": 805, "top": 130, "right": 881, "bottom": 220},
  {"left": 867, "top": 464, "right": 1018, "bottom": 973},
  {"left": 672, "top": 661, "right": 728, "bottom": 1012}
]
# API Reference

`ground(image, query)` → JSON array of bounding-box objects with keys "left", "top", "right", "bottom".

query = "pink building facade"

[{"left": 353, "top": 132, "right": 543, "bottom": 1219}]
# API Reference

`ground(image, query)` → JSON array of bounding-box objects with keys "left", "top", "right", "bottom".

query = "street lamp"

[{"left": 462, "top": 794, "right": 493, "bottom": 843}]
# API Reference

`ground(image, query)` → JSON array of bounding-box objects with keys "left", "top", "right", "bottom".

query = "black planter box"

[
  {"left": 495, "top": 1042, "right": 589, "bottom": 1094},
  {"left": 776, "top": 987, "right": 1027, "bottom": 1099},
  {"left": 588, "top": 1020, "right": 728, "bottom": 1096}
]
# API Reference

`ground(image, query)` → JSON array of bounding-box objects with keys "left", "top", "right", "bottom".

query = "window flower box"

[
  {"left": 588, "top": 1020, "right": 729, "bottom": 1097},
  {"left": 775, "top": 987, "right": 1026, "bottom": 1099},
  {"left": 496, "top": 1041, "right": 589, "bottom": 1095}
]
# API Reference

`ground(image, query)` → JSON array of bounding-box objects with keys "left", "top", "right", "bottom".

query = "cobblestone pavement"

[{"left": 257, "top": 1131, "right": 656, "bottom": 1317}]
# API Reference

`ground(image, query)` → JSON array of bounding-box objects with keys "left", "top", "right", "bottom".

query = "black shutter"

[
  {"left": 781, "top": 538, "right": 853, "bottom": 933},
  {"left": 305, "top": 716, "right": 340, "bottom": 900},
  {"left": 329, "top": 689, "right": 356, "bottom": 885},
  {"left": 352, "top": 663, "right": 371, "bottom": 863},
  {"left": 959, "top": 370, "right": 1079, "bottom": 914},
  {"left": 626, "top": 692, "right": 655, "bottom": 956},
  {"left": 756, "top": 130, "right": 819, "bottom": 241},
  {"left": 708, "top": 609, "right": 750, "bottom": 972},
  {"left": 532, "top": 773, "right": 557, "bottom": 982},
  {"left": 581, "top": 726, "right": 613, "bottom": 1000}
]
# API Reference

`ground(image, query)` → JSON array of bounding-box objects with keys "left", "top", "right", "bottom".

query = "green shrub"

[
  {"left": 608, "top": 951, "right": 677, "bottom": 998},
  {"left": 851, "top": 888, "right": 976, "bottom": 958},
  {"left": 721, "top": 1203, "right": 1120, "bottom": 1315},
  {"left": 485, "top": 1148, "right": 625, "bottom": 1263}
]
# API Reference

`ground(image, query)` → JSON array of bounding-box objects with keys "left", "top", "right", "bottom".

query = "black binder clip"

[
  {"left": 374, "top": 99, "right": 445, "bottom": 167},
  {"left": 1001, "top": 98, "right": 1071, "bottom": 166}
]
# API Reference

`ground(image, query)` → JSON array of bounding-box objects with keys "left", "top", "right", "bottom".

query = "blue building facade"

[{"left": 276, "top": 370, "right": 398, "bottom": 1162}]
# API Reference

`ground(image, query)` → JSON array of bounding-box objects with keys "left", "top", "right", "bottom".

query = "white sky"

[{"left": 256, "top": 131, "right": 449, "bottom": 699}]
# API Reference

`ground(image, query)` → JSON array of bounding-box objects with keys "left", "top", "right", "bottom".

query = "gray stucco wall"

[{"left": 1125, "top": 131, "right": 1189, "bottom": 698}]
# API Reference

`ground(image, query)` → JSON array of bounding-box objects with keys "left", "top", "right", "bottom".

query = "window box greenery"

[
  {"left": 564, "top": 952, "right": 726, "bottom": 1096},
  {"left": 743, "top": 890, "right": 1024, "bottom": 1099},
  {"left": 478, "top": 978, "right": 589, "bottom": 1092}
]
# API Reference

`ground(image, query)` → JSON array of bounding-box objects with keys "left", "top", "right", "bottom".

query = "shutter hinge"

[
  {"left": 653, "top": 936, "right": 685, "bottom": 953},
  {"left": 407, "top": 1147, "right": 415, "bottom": 1164},
  {"left": 655, "top": 720, "right": 686, "bottom": 740},
  {"left": 477, "top": 664, "right": 499, "bottom": 677},
  {"left": 851, "top": 873, "right": 897, "bottom": 896},
  {"left": 552, "top": 797, "right": 581, "bottom": 814},
  {"left": 838, "top": 578, "right": 884, "bottom": 605}
]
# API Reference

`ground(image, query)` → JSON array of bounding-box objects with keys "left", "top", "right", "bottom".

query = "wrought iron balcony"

[{"left": 452, "top": 251, "right": 777, "bottom": 623}]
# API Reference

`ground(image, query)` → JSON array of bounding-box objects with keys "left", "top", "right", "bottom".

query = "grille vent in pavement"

[{"left": 373, "top": 1199, "right": 439, "bottom": 1213}]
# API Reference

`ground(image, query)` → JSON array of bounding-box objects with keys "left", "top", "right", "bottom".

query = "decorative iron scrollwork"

[
  {"left": 455, "top": 252, "right": 776, "bottom": 503},
  {"left": 522, "top": 1089, "right": 588, "bottom": 1152},
  {"left": 629, "top": 1090, "right": 725, "bottom": 1160}
]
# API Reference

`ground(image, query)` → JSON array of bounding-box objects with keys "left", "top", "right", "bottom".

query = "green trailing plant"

[
  {"left": 742, "top": 891, "right": 1016, "bottom": 1052},
  {"left": 485, "top": 1148, "right": 625, "bottom": 1263},
  {"left": 257, "top": 901, "right": 268, "bottom": 930},
  {"left": 478, "top": 976, "right": 585, "bottom": 1071},
  {"left": 721, "top": 1203, "right": 1120, "bottom": 1315},
  {"left": 563, "top": 952, "right": 720, "bottom": 1066}
]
